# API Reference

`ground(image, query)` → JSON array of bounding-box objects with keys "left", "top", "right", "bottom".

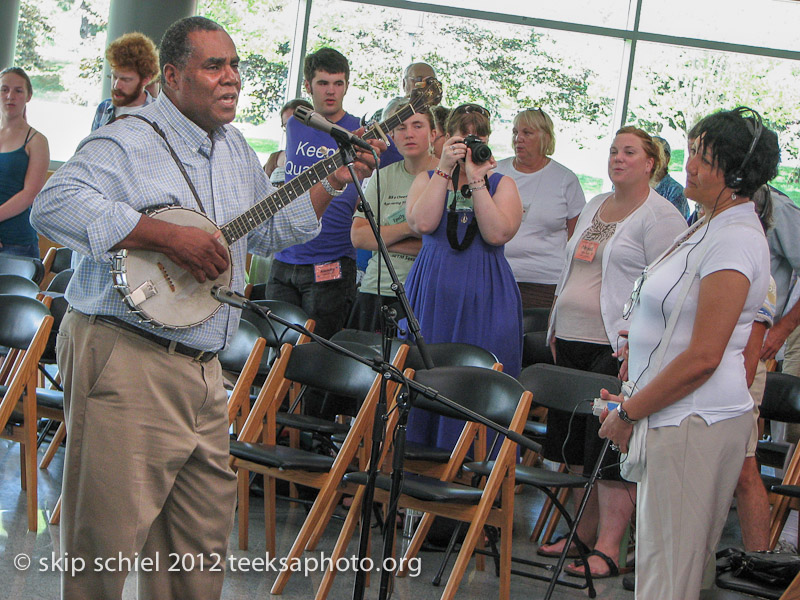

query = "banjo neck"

[{"left": 217, "top": 101, "right": 433, "bottom": 246}]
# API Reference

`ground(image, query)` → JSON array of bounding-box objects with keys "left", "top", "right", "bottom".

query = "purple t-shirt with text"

[{"left": 275, "top": 112, "right": 361, "bottom": 265}]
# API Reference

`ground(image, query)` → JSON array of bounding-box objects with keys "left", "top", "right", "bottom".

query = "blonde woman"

[{"left": 496, "top": 108, "right": 585, "bottom": 308}]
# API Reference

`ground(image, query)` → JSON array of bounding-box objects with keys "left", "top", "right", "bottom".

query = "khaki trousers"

[
  {"left": 57, "top": 310, "right": 236, "bottom": 600},
  {"left": 636, "top": 412, "right": 751, "bottom": 600}
]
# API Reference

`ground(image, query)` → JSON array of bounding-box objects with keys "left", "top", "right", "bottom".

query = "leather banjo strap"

[{"left": 116, "top": 114, "right": 207, "bottom": 215}]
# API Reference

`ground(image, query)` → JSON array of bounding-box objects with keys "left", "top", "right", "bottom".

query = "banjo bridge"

[{"left": 157, "top": 262, "right": 177, "bottom": 292}]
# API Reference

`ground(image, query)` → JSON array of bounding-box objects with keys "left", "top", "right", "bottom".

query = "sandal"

[
  {"left": 536, "top": 534, "right": 582, "bottom": 559},
  {"left": 564, "top": 549, "right": 620, "bottom": 579}
]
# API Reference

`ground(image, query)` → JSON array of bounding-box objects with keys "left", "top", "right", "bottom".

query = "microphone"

[
  {"left": 211, "top": 285, "right": 249, "bottom": 309},
  {"left": 294, "top": 105, "right": 373, "bottom": 152}
]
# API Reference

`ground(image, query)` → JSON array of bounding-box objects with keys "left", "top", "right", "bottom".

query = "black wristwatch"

[{"left": 617, "top": 402, "right": 636, "bottom": 424}]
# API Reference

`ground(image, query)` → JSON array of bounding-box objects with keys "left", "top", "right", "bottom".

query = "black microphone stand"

[
  {"left": 325, "top": 134, "right": 434, "bottom": 600},
  {"left": 216, "top": 291, "right": 544, "bottom": 598}
]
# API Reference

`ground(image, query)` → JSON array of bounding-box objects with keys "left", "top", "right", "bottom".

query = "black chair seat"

[
  {"left": 275, "top": 413, "right": 350, "bottom": 435},
  {"left": 464, "top": 460, "right": 587, "bottom": 488},
  {"left": 37, "top": 387, "right": 64, "bottom": 411},
  {"left": 715, "top": 570, "right": 784, "bottom": 600},
  {"left": 772, "top": 483, "right": 800, "bottom": 498},
  {"left": 0, "top": 385, "right": 63, "bottom": 410},
  {"left": 230, "top": 441, "right": 335, "bottom": 471},
  {"left": 7, "top": 409, "right": 22, "bottom": 426},
  {"left": 404, "top": 441, "right": 452, "bottom": 463},
  {"left": 343, "top": 471, "right": 483, "bottom": 504}
]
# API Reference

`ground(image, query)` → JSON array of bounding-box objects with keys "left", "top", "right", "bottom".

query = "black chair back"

[
  {"left": 242, "top": 299, "right": 310, "bottom": 348},
  {"left": 329, "top": 328, "right": 399, "bottom": 351},
  {"left": 50, "top": 247, "right": 73, "bottom": 275},
  {"left": 41, "top": 295, "right": 69, "bottom": 363},
  {"left": 522, "top": 307, "right": 551, "bottom": 333},
  {"left": 46, "top": 269, "right": 74, "bottom": 294},
  {"left": 411, "top": 366, "right": 525, "bottom": 429},
  {"left": 284, "top": 341, "right": 382, "bottom": 400},
  {"left": 219, "top": 319, "right": 262, "bottom": 373},
  {"left": 522, "top": 331, "right": 554, "bottom": 367},
  {"left": 0, "top": 255, "right": 44, "bottom": 284},
  {"left": 0, "top": 274, "right": 41, "bottom": 298},
  {"left": 405, "top": 342, "right": 498, "bottom": 371},
  {"left": 518, "top": 363, "right": 621, "bottom": 416},
  {"left": 0, "top": 295, "right": 50, "bottom": 350},
  {"left": 760, "top": 372, "right": 800, "bottom": 424}
]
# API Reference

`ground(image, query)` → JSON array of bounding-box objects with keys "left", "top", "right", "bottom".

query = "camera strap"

[{"left": 446, "top": 164, "right": 481, "bottom": 251}]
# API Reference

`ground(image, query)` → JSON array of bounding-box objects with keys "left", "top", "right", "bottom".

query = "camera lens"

[{"left": 463, "top": 135, "right": 492, "bottom": 164}]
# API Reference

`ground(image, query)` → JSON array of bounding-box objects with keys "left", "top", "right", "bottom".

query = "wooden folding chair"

[
  {"left": 307, "top": 366, "right": 531, "bottom": 600},
  {"left": 0, "top": 295, "right": 54, "bottom": 531},
  {"left": 230, "top": 340, "right": 408, "bottom": 556}
]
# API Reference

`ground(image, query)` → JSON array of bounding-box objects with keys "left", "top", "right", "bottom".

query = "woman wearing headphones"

[{"left": 599, "top": 108, "right": 780, "bottom": 599}]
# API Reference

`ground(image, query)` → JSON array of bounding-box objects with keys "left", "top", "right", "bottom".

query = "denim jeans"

[{"left": 265, "top": 257, "right": 357, "bottom": 340}]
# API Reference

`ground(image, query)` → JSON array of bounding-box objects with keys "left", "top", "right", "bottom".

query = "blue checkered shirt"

[
  {"left": 32, "top": 93, "right": 320, "bottom": 351},
  {"left": 90, "top": 90, "right": 157, "bottom": 132}
]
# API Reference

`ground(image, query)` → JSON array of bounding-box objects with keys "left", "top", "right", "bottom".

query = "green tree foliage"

[
  {"left": 198, "top": 0, "right": 294, "bottom": 123},
  {"left": 239, "top": 45, "right": 290, "bottom": 124},
  {"left": 304, "top": 3, "right": 612, "bottom": 143},
  {"left": 628, "top": 49, "right": 800, "bottom": 165},
  {"left": 16, "top": 1, "right": 54, "bottom": 70}
]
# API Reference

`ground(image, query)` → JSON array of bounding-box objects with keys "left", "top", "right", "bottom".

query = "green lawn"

[{"left": 246, "top": 138, "right": 279, "bottom": 155}]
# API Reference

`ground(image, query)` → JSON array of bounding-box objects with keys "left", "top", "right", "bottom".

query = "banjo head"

[{"left": 112, "top": 207, "right": 233, "bottom": 329}]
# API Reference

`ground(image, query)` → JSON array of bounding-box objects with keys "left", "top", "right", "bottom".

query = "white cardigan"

[{"left": 548, "top": 189, "right": 688, "bottom": 353}]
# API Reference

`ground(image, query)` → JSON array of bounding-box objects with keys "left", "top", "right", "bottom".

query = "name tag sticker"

[
  {"left": 314, "top": 260, "right": 343, "bottom": 283},
  {"left": 575, "top": 239, "right": 599, "bottom": 262}
]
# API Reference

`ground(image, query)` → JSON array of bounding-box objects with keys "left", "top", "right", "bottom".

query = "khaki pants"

[
  {"left": 57, "top": 310, "right": 236, "bottom": 600},
  {"left": 636, "top": 412, "right": 751, "bottom": 600}
]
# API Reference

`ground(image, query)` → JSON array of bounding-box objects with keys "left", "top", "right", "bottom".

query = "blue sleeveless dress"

[{"left": 404, "top": 171, "right": 523, "bottom": 450}]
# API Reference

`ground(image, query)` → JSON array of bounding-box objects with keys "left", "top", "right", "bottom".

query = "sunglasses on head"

[{"left": 453, "top": 104, "right": 490, "bottom": 118}]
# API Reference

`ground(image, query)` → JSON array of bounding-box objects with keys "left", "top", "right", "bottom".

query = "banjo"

[{"left": 111, "top": 78, "right": 443, "bottom": 329}]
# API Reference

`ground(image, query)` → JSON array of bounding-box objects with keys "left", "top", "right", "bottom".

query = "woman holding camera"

[
  {"left": 404, "top": 103, "right": 523, "bottom": 450},
  {"left": 539, "top": 127, "right": 686, "bottom": 578},
  {"left": 496, "top": 108, "right": 586, "bottom": 309},
  {"left": 599, "top": 109, "right": 778, "bottom": 598}
]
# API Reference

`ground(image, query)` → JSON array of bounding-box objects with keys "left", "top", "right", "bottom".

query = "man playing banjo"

[{"left": 31, "top": 16, "right": 380, "bottom": 600}]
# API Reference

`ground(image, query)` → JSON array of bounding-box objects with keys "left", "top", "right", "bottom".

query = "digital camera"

[{"left": 462, "top": 134, "right": 492, "bottom": 164}]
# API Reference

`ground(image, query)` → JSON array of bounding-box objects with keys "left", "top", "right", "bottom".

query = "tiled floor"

[{"left": 0, "top": 439, "right": 746, "bottom": 600}]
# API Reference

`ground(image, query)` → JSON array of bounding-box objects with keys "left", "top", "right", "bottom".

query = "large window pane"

[
  {"left": 639, "top": 0, "right": 800, "bottom": 53},
  {"left": 197, "top": 0, "right": 299, "bottom": 163},
  {"left": 307, "top": 0, "right": 625, "bottom": 196},
  {"left": 17, "top": 0, "right": 110, "bottom": 163},
  {"left": 400, "top": 0, "right": 632, "bottom": 29},
  {"left": 627, "top": 41, "right": 800, "bottom": 203}
]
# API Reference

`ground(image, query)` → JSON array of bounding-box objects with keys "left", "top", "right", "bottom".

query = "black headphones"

[{"left": 724, "top": 106, "right": 764, "bottom": 190}]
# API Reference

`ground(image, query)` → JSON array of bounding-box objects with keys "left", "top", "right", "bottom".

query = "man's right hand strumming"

[{"left": 112, "top": 215, "right": 230, "bottom": 283}]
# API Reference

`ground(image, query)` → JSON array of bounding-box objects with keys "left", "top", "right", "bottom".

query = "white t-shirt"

[
  {"left": 627, "top": 203, "right": 770, "bottom": 428},
  {"left": 495, "top": 158, "right": 586, "bottom": 284}
]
